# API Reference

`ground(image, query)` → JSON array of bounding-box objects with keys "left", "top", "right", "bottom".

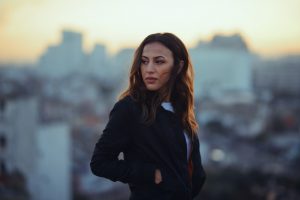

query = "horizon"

[{"left": 1, "top": 30, "right": 299, "bottom": 65}]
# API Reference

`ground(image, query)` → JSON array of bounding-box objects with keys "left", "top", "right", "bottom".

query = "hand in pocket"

[{"left": 154, "top": 169, "right": 162, "bottom": 184}]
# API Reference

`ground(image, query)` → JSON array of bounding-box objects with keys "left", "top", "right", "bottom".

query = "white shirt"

[{"left": 161, "top": 102, "right": 191, "bottom": 161}]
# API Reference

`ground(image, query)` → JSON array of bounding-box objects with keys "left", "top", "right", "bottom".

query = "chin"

[{"left": 146, "top": 85, "right": 160, "bottom": 91}]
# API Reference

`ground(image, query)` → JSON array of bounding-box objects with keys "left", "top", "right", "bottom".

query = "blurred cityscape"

[{"left": 0, "top": 30, "right": 300, "bottom": 200}]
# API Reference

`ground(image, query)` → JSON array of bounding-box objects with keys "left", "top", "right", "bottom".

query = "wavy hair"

[{"left": 119, "top": 33, "right": 198, "bottom": 138}]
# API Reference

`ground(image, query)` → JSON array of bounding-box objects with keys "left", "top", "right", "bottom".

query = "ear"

[{"left": 177, "top": 60, "right": 184, "bottom": 75}]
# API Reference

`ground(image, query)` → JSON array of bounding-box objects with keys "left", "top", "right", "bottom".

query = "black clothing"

[{"left": 90, "top": 96, "right": 206, "bottom": 200}]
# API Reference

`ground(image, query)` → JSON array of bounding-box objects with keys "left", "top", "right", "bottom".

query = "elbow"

[
  {"left": 90, "top": 159, "right": 103, "bottom": 177},
  {"left": 90, "top": 159, "right": 117, "bottom": 183},
  {"left": 90, "top": 160, "right": 97, "bottom": 176}
]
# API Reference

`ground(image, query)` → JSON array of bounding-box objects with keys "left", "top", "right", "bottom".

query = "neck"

[{"left": 163, "top": 94, "right": 170, "bottom": 102}]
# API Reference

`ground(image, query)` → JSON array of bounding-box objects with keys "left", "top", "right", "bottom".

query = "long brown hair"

[{"left": 119, "top": 33, "right": 198, "bottom": 138}]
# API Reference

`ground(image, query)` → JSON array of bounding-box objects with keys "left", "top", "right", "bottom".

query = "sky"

[{"left": 0, "top": 0, "right": 300, "bottom": 62}]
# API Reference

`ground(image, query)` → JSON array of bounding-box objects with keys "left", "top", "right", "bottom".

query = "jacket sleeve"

[
  {"left": 90, "top": 98, "right": 157, "bottom": 184},
  {"left": 191, "top": 135, "right": 206, "bottom": 198}
]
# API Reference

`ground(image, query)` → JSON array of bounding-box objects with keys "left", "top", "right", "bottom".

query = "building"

[
  {"left": 88, "top": 44, "right": 109, "bottom": 79},
  {"left": 38, "top": 30, "right": 85, "bottom": 78},
  {"left": 0, "top": 83, "right": 71, "bottom": 200},
  {"left": 190, "top": 33, "right": 255, "bottom": 103},
  {"left": 32, "top": 123, "right": 71, "bottom": 200},
  {"left": 253, "top": 55, "right": 300, "bottom": 96},
  {"left": 0, "top": 95, "right": 38, "bottom": 196}
]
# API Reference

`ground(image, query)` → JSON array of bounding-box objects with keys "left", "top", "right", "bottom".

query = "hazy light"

[
  {"left": 211, "top": 148, "right": 225, "bottom": 162},
  {"left": 1, "top": 0, "right": 300, "bottom": 62}
]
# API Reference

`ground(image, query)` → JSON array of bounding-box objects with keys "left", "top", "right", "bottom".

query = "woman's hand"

[{"left": 154, "top": 169, "right": 162, "bottom": 184}]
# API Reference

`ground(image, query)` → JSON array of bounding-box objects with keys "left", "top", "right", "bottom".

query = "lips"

[{"left": 145, "top": 77, "right": 157, "bottom": 84}]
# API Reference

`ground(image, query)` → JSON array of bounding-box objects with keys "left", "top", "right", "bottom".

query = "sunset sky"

[{"left": 1, "top": 0, "right": 300, "bottom": 62}]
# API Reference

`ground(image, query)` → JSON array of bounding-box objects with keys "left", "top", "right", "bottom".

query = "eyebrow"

[{"left": 141, "top": 56, "right": 166, "bottom": 59}]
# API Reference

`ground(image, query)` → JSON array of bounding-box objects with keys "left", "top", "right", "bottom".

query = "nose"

[{"left": 144, "top": 61, "right": 155, "bottom": 73}]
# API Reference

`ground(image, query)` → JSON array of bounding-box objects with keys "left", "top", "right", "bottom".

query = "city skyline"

[{"left": 1, "top": 0, "right": 300, "bottom": 63}]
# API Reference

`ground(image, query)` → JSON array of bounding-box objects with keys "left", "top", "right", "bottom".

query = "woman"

[{"left": 90, "top": 32, "right": 206, "bottom": 200}]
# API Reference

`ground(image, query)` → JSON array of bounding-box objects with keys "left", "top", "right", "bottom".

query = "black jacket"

[{"left": 90, "top": 96, "right": 206, "bottom": 200}]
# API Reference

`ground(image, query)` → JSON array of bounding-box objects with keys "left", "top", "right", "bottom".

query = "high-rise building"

[
  {"left": 38, "top": 30, "right": 85, "bottom": 78},
  {"left": 190, "top": 34, "right": 255, "bottom": 103},
  {"left": 0, "top": 93, "right": 71, "bottom": 200},
  {"left": 0, "top": 96, "right": 38, "bottom": 195}
]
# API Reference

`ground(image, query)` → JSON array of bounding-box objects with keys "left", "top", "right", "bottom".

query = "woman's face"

[{"left": 141, "top": 42, "right": 174, "bottom": 91}]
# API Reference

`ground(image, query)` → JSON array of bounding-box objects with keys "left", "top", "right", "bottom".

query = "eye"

[
  {"left": 141, "top": 59, "right": 148, "bottom": 64},
  {"left": 156, "top": 60, "right": 165, "bottom": 64}
]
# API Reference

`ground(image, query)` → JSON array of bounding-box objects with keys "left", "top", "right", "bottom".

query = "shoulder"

[
  {"left": 118, "top": 95, "right": 136, "bottom": 105},
  {"left": 114, "top": 95, "right": 137, "bottom": 109},
  {"left": 111, "top": 95, "right": 139, "bottom": 117}
]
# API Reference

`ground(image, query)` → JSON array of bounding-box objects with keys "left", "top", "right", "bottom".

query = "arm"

[
  {"left": 90, "top": 98, "right": 157, "bottom": 184},
  {"left": 191, "top": 135, "right": 206, "bottom": 198}
]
